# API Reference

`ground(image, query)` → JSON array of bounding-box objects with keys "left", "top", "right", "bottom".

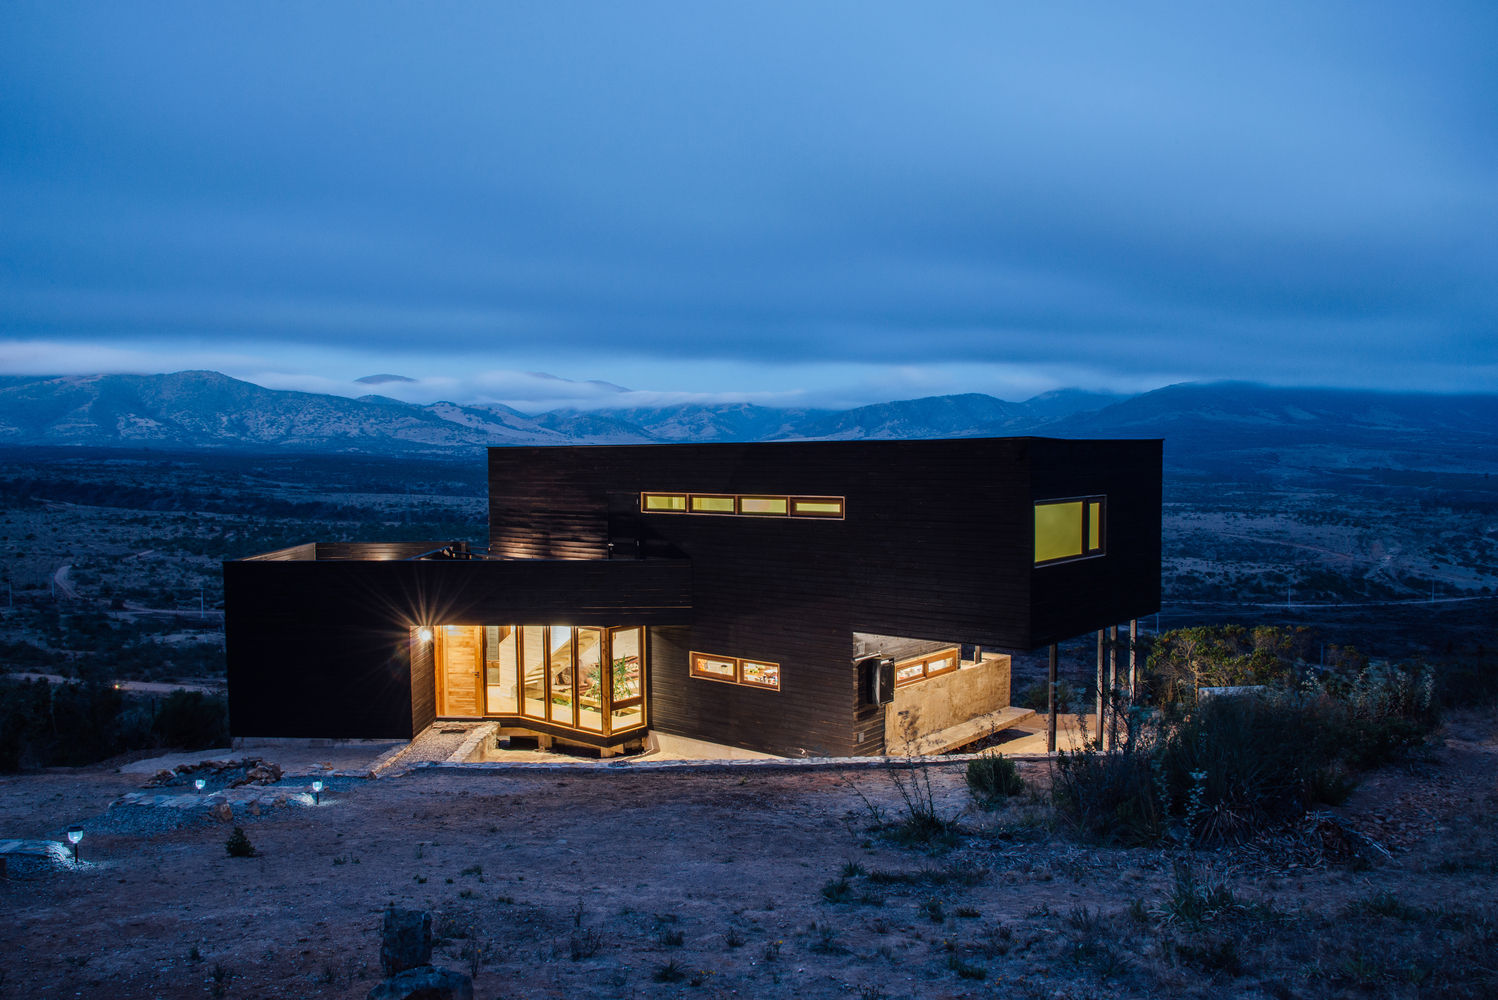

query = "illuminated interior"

[
  {"left": 894, "top": 648, "right": 959, "bottom": 686},
  {"left": 641, "top": 492, "right": 845, "bottom": 519},
  {"left": 435, "top": 624, "right": 647, "bottom": 737},
  {"left": 690, "top": 650, "right": 782, "bottom": 690},
  {"left": 1034, "top": 496, "right": 1106, "bottom": 565}
]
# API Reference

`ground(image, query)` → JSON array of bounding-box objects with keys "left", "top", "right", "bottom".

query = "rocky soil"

[{"left": 1, "top": 708, "right": 1495, "bottom": 1000}]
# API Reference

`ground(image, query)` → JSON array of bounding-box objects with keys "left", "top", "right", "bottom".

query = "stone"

[
  {"left": 209, "top": 802, "right": 233, "bottom": 822},
  {"left": 380, "top": 908, "right": 433, "bottom": 977},
  {"left": 365, "top": 966, "right": 473, "bottom": 1000}
]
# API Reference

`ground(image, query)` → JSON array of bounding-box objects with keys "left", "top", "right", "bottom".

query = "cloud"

[{"left": 1, "top": 3, "right": 1494, "bottom": 395}]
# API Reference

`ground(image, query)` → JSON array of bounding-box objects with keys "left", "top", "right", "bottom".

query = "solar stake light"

[
  {"left": 194, "top": 778, "right": 206, "bottom": 792},
  {"left": 66, "top": 825, "right": 83, "bottom": 862},
  {"left": 312, "top": 779, "right": 324, "bottom": 804}
]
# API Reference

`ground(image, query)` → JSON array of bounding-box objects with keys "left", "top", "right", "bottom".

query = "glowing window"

[
  {"left": 641, "top": 493, "right": 844, "bottom": 520},
  {"left": 689, "top": 494, "right": 736, "bottom": 514},
  {"left": 740, "top": 659, "right": 781, "bottom": 690},
  {"left": 642, "top": 493, "right": 687, "bottom": 512},
  {"left": 690, "top": 651, "right": 781, "bottom": 691},
  {"left": 894, "top": 648, "right": 962, "bottom": 686},
  {"left": 739, "top": 496, "right": 788, "bottom": 516},
  {"left": 1034, "top": 497, "right": 1105, "bottom": 565},
  {"left": 790, "top": 496, "right": 844, "bottom": 518},
  {"left": 691, "top": 653, "right": 737, "bottom": 681}
]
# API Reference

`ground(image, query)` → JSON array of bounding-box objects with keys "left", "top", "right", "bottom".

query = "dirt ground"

[{"left": 2, "top": 709, "right": 1496, "bottom": 1000}]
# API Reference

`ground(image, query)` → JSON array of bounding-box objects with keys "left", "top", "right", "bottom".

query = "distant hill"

[{"left": 0, "top": 372, "right": 1492, "bottom": 480}]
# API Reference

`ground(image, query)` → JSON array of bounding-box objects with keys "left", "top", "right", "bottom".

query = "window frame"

[
  {"left": 1033, "top": 495, "right": 1107, "bottom": 567},
  {"left": 689, "top": 650, "right": 782, "bottom": 692},
  {"left": 640, "top": 492, "right": 844, "bottom": 520},
  {"left": 893, "top": 647, "right": 962, "bottom": 687},
  {"left": 641, "top": 492, "right": 688, "bottom": 513}
]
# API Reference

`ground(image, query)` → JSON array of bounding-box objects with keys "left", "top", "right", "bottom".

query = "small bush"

[
  {"left": 1051, "top": 709, "right": 1165, "bottom": 846},
  {"left": 652, "top": 959, "right": 686, "bottom": 983},
  {"left": 1159, "top": 864, "right": 1236, "bottom": 928},
  {"left": 966, "top": 753, "right": 1023, "bottom": 806},
  {"left": 884, "top": 767, "right": 962, "bottom": 848},
  {"left": 224, "top": 826, "right": 255, "bottom": 858},
  {"left": 821, "top": 878, "right": 854, "bottom": 903}
]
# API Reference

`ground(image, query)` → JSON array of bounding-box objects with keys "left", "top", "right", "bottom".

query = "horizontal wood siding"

[
  {"left": 314, "top": 541, "right": 448, "bottom": 561},
  {"left": 224, "top": 558, "right": 691, "bottom": 739},
  {"left": 1028, "top": 438, "right": 1163, "bottom": 645},
  {"left": 486, "top": 439, "right": 1047, "bottom": 755},
  {"left": 409, "top": 631, "right": 435, "bottom": 735}
]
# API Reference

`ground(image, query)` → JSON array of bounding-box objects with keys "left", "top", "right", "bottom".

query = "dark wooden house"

[{"left": 224, "top": 437, "right": 1161, "bottom": 757}]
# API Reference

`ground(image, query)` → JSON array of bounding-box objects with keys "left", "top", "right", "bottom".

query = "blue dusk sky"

[{"left": 2, "top": 2, "right": 1495, "bottom": 411}]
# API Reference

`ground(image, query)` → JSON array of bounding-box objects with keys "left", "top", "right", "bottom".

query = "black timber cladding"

[
  {"left": 487, "top": 437, "right": 1161, "bottom": 756},
  {"left": 225, "top": 556, "right": 691, "bottom": 739}
]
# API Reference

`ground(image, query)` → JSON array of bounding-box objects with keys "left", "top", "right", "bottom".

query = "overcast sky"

[{"left": 2, "top": 2, "right": 1495, "bottom": 410}]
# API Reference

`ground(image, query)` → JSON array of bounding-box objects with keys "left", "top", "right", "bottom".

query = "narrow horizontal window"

[
  {"left": 739, "top": 659, "right": 781, "bottom": 690},
  {"left": 895, "top": 662, "right": 926, "bottom": 685},
  {"left": 642, "top": 492, "right": 687, "bottom": 512},
  {"left": 894, "top": 647, "right": 961, "bottom": 686},
  {"left": 690, "top": 651, "right": 780, "bottom": 691},
  {"left": 641, "top": 493, "right": 844, "bottom": 520},
  {"left": 689, "top": 494, "right": 736, "bottom": 514},
  {"left": 738, "top": 495, "right": 788, "bottom": 516},
  {"left": 690, "top": 653, "right": 737, "bottom": 681},
  {"left": 790, "top": 496, "right": 844, "bottom": 518}
]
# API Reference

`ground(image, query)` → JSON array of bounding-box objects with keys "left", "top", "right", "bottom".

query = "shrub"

[
  {"left": 1051, "top": 709, "right": 1165, "bottom": 846},
  {"left": 1053, "top": 663, "right": 1439, "bottom": 847},
  {"left": 225, "top": 826, "right": 255, "bottom": 858},
  {"left": 966, "top": 752, "right": 1023, "bottom": 806}
]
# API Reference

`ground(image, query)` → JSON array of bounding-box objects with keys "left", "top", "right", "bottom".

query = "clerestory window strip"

[{"left": 641, "top": 492, "right": 844, "bottom": 520}]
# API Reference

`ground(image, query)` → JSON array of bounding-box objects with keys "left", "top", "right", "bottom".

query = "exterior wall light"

[
  {"left": 417, "top": 627, "right": 434, "bottom": 643},
  {"left": 66, "top": 825, "right": 83, "bottom": 861},
  {"left": 311, "top": 779, "right": 324, "bottom": 804}
]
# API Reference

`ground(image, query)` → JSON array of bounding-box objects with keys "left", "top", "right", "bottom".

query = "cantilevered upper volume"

[{"left": 224, "top": 436, "right": 1161, "bottom": 757}]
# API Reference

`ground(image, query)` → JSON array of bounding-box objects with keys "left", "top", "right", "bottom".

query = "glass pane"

[
  {"left": 1088, "top": 501, "right": 1102, "bottom": 551},
  {"left": 548, "top": 626, "right": 574, "bottom": 725},
  {"left": 693, "top": 654, "right": 736, "bottom": 680},
  {"left": 739, "top": 496, "right": 788, "bottom": 516},
  {"left": 576, "top": 627, "right": 604, "bottom": 732},
  {"left": 521, "top": 625, "right": 546, "bottom": 719},
  {"left": 642, "top": 493, "right": 686, "bottom": 512},
  {"left": 611, "top": 701, "right": 643, "bottom": 731},
  {"left": 1034, "top": 501, "right": 1084, "bottom": 563},
  {"left": 740, "top": 659, "right": 780, "bottom": 689},
  {"left": 926, "top": 654, "right": 956, "bottom": 676},
  {"left": 611, "top": 627, "right": 641, "bottom": 702},
  {"left": 792, "top": 498, "right": 843, "bottom": 517},
  {"left": 486, "top": 625, "right": 518, "bottom": 715},
  {"left": 896, "top": 662, "right": 925, "bottom": 684},
  {"left": 690, "top": 495, "right": 736, "bottom": 513}
]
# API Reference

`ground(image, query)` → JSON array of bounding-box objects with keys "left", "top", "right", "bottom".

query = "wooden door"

[{"left": 437, "top": 625, "right": 482, "bottom": 717}]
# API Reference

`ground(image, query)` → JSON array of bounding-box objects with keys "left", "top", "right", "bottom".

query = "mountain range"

[{"left": 0, "top": 371, "right": 1494, "bottom": 478}]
